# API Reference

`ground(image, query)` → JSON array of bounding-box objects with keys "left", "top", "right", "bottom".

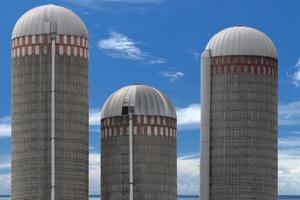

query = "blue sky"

[{"left": 1, "top": 0, "right": 300, "bottom": 195}]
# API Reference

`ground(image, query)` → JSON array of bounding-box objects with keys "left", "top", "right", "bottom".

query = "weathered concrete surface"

[
  {"left": 101, "top": 116, "right": 177, "bottom": 200},
  {"left": 201, "top": 55, "right": 278, "bottom": 200},
  {"left": 12, "top": 53, "right": 88, "bottom": 200}
]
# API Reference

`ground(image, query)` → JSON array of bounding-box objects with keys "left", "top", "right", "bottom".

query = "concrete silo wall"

[
  {"left": 11, "top": 35, "right": 89, "bottom": 200},
  {"left": 200, "top": 50, "right": 211, "bottom": 200},
  {"left": 101, "top": 115, "right": 177, "bottom": 200},
  {"left": 209, "top": 56, "right": 277, "bottom": 200}
]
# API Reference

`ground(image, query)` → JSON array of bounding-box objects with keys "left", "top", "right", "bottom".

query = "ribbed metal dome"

[
  {"left": 206, "top": 26, "right": 277, "bottom": 58},
  {"left": 12, "top": 4, "right": 88, "bottom": 39},
  {"left": 101, "top": 84, "right": 177, "bottom": 119}
]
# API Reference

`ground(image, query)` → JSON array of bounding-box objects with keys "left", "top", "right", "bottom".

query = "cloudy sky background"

[{"left": 1, "top": 0, "right": 300, "bottom": 195}]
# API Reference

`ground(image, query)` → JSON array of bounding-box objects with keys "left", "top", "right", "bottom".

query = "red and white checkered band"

[
  {"left": 211, "top": 55, "right": 278, "bottom": 77},
  {"left": 11, "top": 34, "right": 89, "bottom": 59},
  {"left": 101, "top": 116, "right": 177, "bottom": 139}
]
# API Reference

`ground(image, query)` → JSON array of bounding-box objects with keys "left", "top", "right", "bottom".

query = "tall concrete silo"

[
  {"left": 101, "top": 84, "right": 177, "bottom": 200},
  {"left": 200, "top": 26, "right": 278, "bottom": 200},
  {"left": 11, "top": 4, "right": 89, "bottom": 200}
]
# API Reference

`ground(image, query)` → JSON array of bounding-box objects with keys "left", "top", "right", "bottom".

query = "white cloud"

[
  {"left": 0, "top": 116, "right": 11, "bottom": 138},
  {"left": 188, "top": 50, "right": 201, "bottom": 61},
  {"left": 279, "top": 101, "right": 300, "bottom": 126},
  {"left": 0, "top": 174, "right": 10, "bottom": 194},
  {"left": 89, "top": 109, "right": 101, "bottom": 126},
  {"left": 89, "top": 153, "right": 101, "bottom": 194},
  {"left": 279, "top": 101, "right": 300, "bottom": 117},
  {"left": 160, "top": 71, "right": 185, "bottom": 81},
  {"left": 278, "top": 136, "right": 300, "bottom": 195},
  {"left": 291, "top": 58, "right": 300, "bottom": 87},
  {"left": 98, "top": 31, "right": 165, "bottom": 64},
  {"left": 176, "top": 104, "right": 200, "bottom": 130},
  {"left": 176, "top": 138, "right": 300, "bottom": 195},
  {"left": 177, "top": 153, "right": 199, "bottom": 195},
  {"left": 279, "top": 137, "right": 300, "bottom": 149},
  {"left": 0, "top": 163, "right": 10, "bottom": 170}
]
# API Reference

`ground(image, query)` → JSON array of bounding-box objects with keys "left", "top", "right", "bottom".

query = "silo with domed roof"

[
  {"left": 200, "top": 25, "right": 278, "bottom": 200},
  {"left": 11, "top": 4, "right": 89, "bottom": 200},
  {"left": 101, "top": 84, "right": 177, "bottom": 200}
]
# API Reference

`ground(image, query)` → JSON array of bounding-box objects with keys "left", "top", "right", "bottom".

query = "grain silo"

[
  {"left": 101, "top": 84, "right": 177, "bottom": 200},
  {"left": 200, "top": 25, "right": 278, "bottom": 200},
  {"left": 11, "top": 4, "right": 89, "bottom": 200}
]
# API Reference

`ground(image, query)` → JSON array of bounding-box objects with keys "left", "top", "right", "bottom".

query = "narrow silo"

[
  {"left": 101, "top": 84, "right": 177, "bottom": 200},
  {"left": 200, "top": 26, "right": 278, "bottom": 200},
  {"left": 11, "top": 4, "right": 89, "bottom": 200}
]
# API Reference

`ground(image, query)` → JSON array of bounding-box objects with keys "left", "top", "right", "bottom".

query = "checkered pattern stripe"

[
  {"left": 211, "top": 56, "right": 277, "bottom": 77},
  {"left": 11, "top": 34, "right": 89, "bottom": 59},
  {"left": 101, "top": 115, "right": 177, "bottom": 138}
]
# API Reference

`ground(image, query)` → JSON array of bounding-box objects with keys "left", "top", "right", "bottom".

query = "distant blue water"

[{"left": 0, "top": 196, "right": 299, "bottom": 199}]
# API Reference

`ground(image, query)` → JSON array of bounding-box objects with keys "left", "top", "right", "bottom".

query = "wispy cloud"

[
  {"left": 279, "top": 101, "right": 300, "bottom": 126},
  {"left": 98, "top": 31, "right": 165, "bottom": 64},
  {"left": 188, "top": 50, "right": 201, "bottom": 61},
  {"left": 0, "top": 116, "right": 11, "bottom": 138},
  {"left": 279, "top": 137, "right": 300, "bottom": 153},
  {"left": 0, "top": 155, "right": 11, "bottom": 170},
  {"left": 177, "top": 104, "right": 200, "bottom": 130},
  {"left": 291, "top": 58, "right": 300, "bottom": 87},
  {"left": 160, "top": 71, "right": 185, "bottom": 82},
  {"left": 89, "top": 146, "right": 96, "bottom": 151}
]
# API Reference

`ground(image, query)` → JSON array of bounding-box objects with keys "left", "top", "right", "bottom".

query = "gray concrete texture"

[
  {"left": 206, "top": 62, "right": 277, "bottom": 200},
  {"left": 12, "top": 50, "right": 88, "bottom": 199},
  {"left": 101, "top": 116, "right": 177, "bottom": 200}
]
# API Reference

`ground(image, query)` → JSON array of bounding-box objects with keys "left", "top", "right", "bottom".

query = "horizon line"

[{"left": 1, "top": 195, "right": 300, "bottom": 197}]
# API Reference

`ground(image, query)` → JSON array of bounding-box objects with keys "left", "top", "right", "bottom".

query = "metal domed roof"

[
  {"left": 205, "top": 26, "right": 277, "bottom": 59},
  {"left": 12, "top": 4, "right": 88, "bottom": 39},
  {"left": 101, "top": 84, "right": 177, "bottom": 119}
]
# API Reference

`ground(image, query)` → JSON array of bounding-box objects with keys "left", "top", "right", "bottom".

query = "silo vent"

[{"left": 122, "top": 106, "right": 129, "bottom": 115}]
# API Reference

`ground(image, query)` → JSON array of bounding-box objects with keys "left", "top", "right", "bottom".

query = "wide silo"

[
  {"left": 101, "top": 84, "right": 177, "bottom": 200},
  {"left": 200, "top": 26, "right": 278, "bottom": 200},
  {"left": 11, "top": 4, "right": 89, "bottom": 200}
]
